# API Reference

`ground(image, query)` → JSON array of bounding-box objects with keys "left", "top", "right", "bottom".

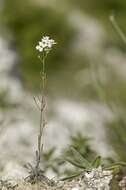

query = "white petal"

[
  {"left": 43, "top": 36, "right": 49, "bottom": 40},
  {"left": 36, "top": 45, "right": 40, "bottom": 50},
  {"left": 39, "top": 47, "right": 43, "bottom": 52},
  {"left": 41, "top": 43, "right": 47, "bottom": 48},
  {"left": 39, "top": 41, "right": 43, "bottom": 46},
  {"left": 48, "top": 43, "right": 52, "bottom": 48}
]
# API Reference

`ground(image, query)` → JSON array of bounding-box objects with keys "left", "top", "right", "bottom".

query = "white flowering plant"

[{"left": 25, "top": 36, "right": 56, "bottom": 185}]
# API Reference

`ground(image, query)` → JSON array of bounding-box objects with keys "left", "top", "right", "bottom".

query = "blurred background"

[{"left": 0, "top": 0, "right": 126, "bottom": 178}]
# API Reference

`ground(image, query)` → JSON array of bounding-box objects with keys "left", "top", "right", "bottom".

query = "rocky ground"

[{"left": 0, "top": 166, "right": 113, "bottom": 190}]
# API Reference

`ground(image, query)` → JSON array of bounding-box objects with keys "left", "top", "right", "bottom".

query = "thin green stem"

[
  {"left": 36, "top": 52, "right": 48, "bottom": 169},
  {"left": 110, "top": 15, "right": 126, "bottom": 45}
]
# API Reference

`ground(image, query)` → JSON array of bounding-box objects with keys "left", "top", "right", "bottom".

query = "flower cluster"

[
  {"left": 82, "top": 166, "right": 113, "bottom": 190},
  {"left": 36, "top": 36, "right": 56, "bottom": 53}
]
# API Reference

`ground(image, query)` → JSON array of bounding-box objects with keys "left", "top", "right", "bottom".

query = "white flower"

[
  {"left": 36, "top": 45, "right": 43, "bottom": 52},
  {"left": 36, "top": 36, "right": 56, "bottom": 53}
]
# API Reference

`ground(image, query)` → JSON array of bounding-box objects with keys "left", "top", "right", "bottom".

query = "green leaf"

[
  {"left": 105, "top": 161, "right": 126, "bottom": 169},
  {"left": 105, "top": 161, "right": 126, "bottom": 174},
  {"left": 65, "top": 158, "right": 86, "bottom": 169},
  {"left": 91, "top": 156, "right": 101, "bottom": 168},
  {"left": 60, "top": 172, "right": 81, "bottom": 181},
  {"left": 70, "top": 146, "right": 91, "bottom": 168}
]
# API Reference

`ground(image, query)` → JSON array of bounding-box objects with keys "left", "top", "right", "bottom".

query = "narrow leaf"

[
  {"left": 70, "top": 146, "right": 91, "bottom": 168},
  {"left": 65, "top": 158, "right": 86, "bottom": 169},
  {"left": 92, "top": 156, "right": 101, "bottom": 168},
  {"left": 60, "top": 172, "right": 81, "bottom": 181}
]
